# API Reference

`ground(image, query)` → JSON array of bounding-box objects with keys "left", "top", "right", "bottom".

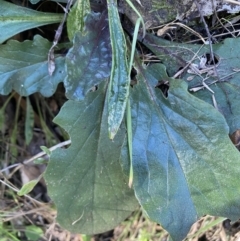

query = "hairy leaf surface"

[
  {"left": 44, "top": 82, "right": 138, "bottom": 234},
  {"left": 0, "top": 0, "right": 63, "bottom": 44},
  {"left": 127, "top": 63, "right": 240, "bottom": 241},
  {"left": 65, "top": 12, "right": 111, "bottom": 100},
  {"left": 0, "top": 35, "right": 66, "bottom": 96},
  {"left": 143, "top": 35, "right": 240, "bottom": 134}
]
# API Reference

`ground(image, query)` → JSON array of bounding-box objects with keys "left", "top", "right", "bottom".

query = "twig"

[
  {"left": 189, "top": 68, "right": 240, "bottom": 92},
  {"left": 223, "top": 0, "right": 240, "bottom": 5},
  {"left": 173, "top": 44, "right": 205, "bottom": 78},
  {"left": 24, "top": 140, "right": 71, "bottom": 165},
  {"left": 48, "top": 0, "right": 73, "bottom": 75},
  {"left": 157, "top": 22, "right": 206, "bottom": 44},
  {"left": 0, "top": 179, "right": 44, "bottom": 206},
  {"left": 193, "top": 0, "right": 220, "bottom": 82},
  {"left": 0, "top": 140, "right": 71, "bottom": 173}
]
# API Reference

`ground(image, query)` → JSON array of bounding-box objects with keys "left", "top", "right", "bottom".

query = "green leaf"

[
  {"left": 128, "top": 63, "right": 240, "bottom": 241},
  {"left": 143, "top": 33, "right": 190, "bottom": 76},
  {"left": 17, "top": 179, "right": 39, "bottom": 196},
  {"left": 142, "top": 35, "right": 240, "bottom": 134},
  {"left": 40, "top": 146, "right": 51, "bottom": 156},
  {"left": 25, "top": 97, "right": 34, "bottom": 145},
  {"left": 81, "top": 235, "right": 92, "bottom": 241},
  {"left": 107, "top": 0, "right": 130, "bottom": 139},
  {"left": 67, "top": 0, "right": 91, "bottom": 41},
  {"left": 0, "top": 35, "right": 66, "bottom": 97},
  {"left": 44, "top": 82, "right": 138, "bottom": 234},
  {"left": 65, "top": 12, "right": 111, "bottom": 100},
  {"left": 25, "top": 225, "right": 43, "bottom": 241},
  {"left": 33, "top": 158, "right": 48, "bottom": 165},
  {"left": 29, "top": 0, "right": 41, "bottom": 3},
  {"left": 0, "top": 0, "right": 63, "bottom": 44},
  {"left": 188, "top": 38, "right": 240, "bottom": 134}
]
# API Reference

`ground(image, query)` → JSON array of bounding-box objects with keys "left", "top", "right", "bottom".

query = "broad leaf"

[
  {"left": 143, "top": 33, "right": 193, "bottom": 76},
  {"left": 65, "top": 12, "right": 111, "bottom": 100},
  {"left": 0, "top": 35, "right": 66, "bottom": 97},
  {"left": 0, "top": 0, "right": 63, "bottom": 44},
  {"left": 44, "top": 82, "right": 138, "bottom": 234},
  {"left": 127, "top": 63, "right": 240, "bottom": 241},
  {"left": 188, "top": 38, "right": 240, "bottom": 134},
  {"left": 67, "top": 0, "right": 91, "bottom": 41},
  {"left": 143, "top": 35, "right": 240, "bottom": 134},
  {"left": 107, "top": 0, "right": 130, "bottom": 139}
]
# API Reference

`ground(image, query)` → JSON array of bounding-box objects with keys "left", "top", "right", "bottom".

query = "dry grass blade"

[
  {"left": 157, "top": 22, "right": 206, "bottom": 44},
  {"left": 223, "top": 0, "right": 240, "bottom": 5}
]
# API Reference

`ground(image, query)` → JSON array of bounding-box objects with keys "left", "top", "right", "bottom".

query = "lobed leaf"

[
  {"left": 0, "top": 35, "right": 66, "bottom": 97},
  {"left": 190, "top": 38, "right": 240, "bottom": 134},
  {"left": 126, "top": 63, "right": 240, "bottom": 241},
  {"left": 44, "top": 82, "right": 138, "bottom": 234},
  {"left": 143, "top": 35, "right": 240, "bottom": 134},
  {"left": 0, "top": 0, "right": 63, "bottom": 44},
  {"left": 65, "top": 12, "right": 111, "bottom": 100}
]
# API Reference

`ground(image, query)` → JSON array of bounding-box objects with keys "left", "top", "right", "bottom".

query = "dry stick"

[
  {"left": 193, "top": 0, "right": 221, "bottom": 109},
  {"left": 173, "top": 45, "right": 205, "bottom": 79},
  {"left": 211, "top": 0, "right": 236, "bottom": 38},
  {"left": 186, "top": 29, "right": 240, "bottom": 44},
  {"left": 0, "top": 179, "right": 44, "bottom": 205},
  {"left": 157, "top": 22, "right": 206, "bottom": 44},
  {"left": 48, "top": 0, "right": 73, "bottom": 75},
  {"left": 194, "top": 0, "right": 220, "bottom": 79},
  {"left": 3, "top": 206, "right": 53, "bottom": 222},
  {"left": 214, "top": 15, "right": 236, "bottom": 38},
  {"left": 0, "top": 140, "right": 71, "bottom": 174},
  {"left": 223, "top": 0, "right": 240, "bottom": 5},
  {"left": 0, "top": 140, "right": 71, "bottom": 205}
]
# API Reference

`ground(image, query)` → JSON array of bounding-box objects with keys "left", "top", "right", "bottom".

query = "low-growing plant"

[{"left": 1, "top": 0, "right": 240, "bottom": 240}]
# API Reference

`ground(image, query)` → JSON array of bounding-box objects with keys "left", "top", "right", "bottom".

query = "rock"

[{"left": 118, "top": 0, "right": 240, "bottom": 28}]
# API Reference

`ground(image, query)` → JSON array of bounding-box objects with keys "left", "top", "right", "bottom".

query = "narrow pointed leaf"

[
  {"left": 0, "top": 0, "right": 63, "bottom": 44},
  {"left": 17, "top": 179, "right": 39, "bottom": 196},
  {"left": 65, "top": 12, "right": 111, "bottom": 100},
  {"left": 25, "top": 97, "right": 34, "bottom": 145},
  {"left": 0, "top": 35, "right": 66, "bottom": 97},
  {"left": 129, "top": 63, "right": 240, "bottom": 241},
  {"left": 40, "top": 146, "right": 51, "bottom": 156},
  {"left": 67, "top": 0, "right": 91, "bottom": 41},
  {"left": 107, "top": 0, "right": 130, "bottom": 139},
  {"left": 44, "top": 82, "right": 138, "bottom": 234}
]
